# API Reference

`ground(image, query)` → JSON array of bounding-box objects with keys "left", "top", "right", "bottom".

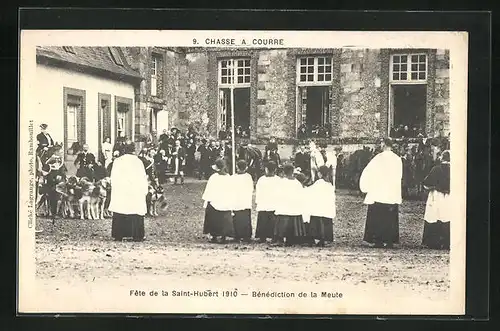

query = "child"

[
  {"left": 305, "top": 165, "right": 336, "bottom": 247},
  {"left": 230, "top": 160, "right": 254, "bottom": 243},
  {"left": 421, "top": 150, "right": 451, "bottom": 249},
  {"left": 294, "top": 171, "right": 314, "bottom": 246},
  {"left": 274, "top": 164, "right": 306, "bottom": 247},
  {"left": 202, "top": 158, "right": 235, "bottom": 244},
  {"left": 255, "top": 161, "right": 280, "bottom": 243}
]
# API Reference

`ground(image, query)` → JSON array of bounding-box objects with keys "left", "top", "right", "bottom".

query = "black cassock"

[
  {"left": 246, "top": 146, "right": 262, "bottom": 180},
  {"left": 74, "top": 152, "right": 96, "bottom": 180},
  {"left": 294, "top": 152, "right": 311, "bottom": 176}
]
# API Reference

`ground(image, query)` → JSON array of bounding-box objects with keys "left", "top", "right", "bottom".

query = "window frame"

[
  {"left": 114, "top": 96, "right": 134, "bottom": 141},
  {"left": 296, "top": 56, "right": 334, "bottom": 86},
  {"left": 389, "top": 53, "right": 428, "bottom": 84},
  {"left": 150, "top": 53, "right": 162, "bottom": 97},
  {"left": 63, "top": 87, "right": 86, "bottom": 159},
  {"left": 217, "top": 57, "right": 251, "bottom": 88}
]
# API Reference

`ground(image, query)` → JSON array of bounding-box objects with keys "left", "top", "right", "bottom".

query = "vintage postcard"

[{"left": 18, "top": 30, "right": 468, "bottom": 315}]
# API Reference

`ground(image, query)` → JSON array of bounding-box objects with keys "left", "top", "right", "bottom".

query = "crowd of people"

[
  {"left": 201, "top": 138, "right": 451, "bottom": 250},
  {"left": 35, "top": 123, "right": 451, "bottom": 250}
]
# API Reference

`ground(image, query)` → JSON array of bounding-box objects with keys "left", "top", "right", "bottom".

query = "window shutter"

[
  {"left": 103, "top": 100, "right": 111, "bottom": 142},
  {"left": 151, "top": 76, "right": 157, "bottom": 96},
  {"left": 79, "top": 96, "right": 86, "bottom": 145}
]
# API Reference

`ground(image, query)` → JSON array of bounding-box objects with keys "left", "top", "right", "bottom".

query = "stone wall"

[
  {"left": 256, "top": 49, "right": 290, "bottom": 138},
  {"left": 339, "top": 49, "right": 383, "bottom": 138},
  {"left": 125, "top": 47, "right": 450, "bottom": 143},
  {"left": 182, "top": 52, "right": 211, "bottom": 136},
  {"left": 434, "top": 49, "right": 450, "bottom": 136}
]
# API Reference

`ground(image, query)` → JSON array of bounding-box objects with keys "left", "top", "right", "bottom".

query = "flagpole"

[{"left": 230, "top": 81, "right": 236, "bottom": 175}]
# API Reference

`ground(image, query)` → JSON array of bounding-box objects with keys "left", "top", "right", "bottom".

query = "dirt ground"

[{"left": 33, "top": 178, "right": 450, "bottom": 312}]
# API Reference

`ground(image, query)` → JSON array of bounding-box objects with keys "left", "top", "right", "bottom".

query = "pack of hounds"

[{"left": 37, "top": 175, "right": 165, "bottom": 222}]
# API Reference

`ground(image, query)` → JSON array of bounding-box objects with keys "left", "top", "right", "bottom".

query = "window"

[
  {"left": 62, "top": 46, "right": 76, "bottom": 54},
  {"left": 219, "top": 58, "right": 251, "bottom": 86},
  {"left": 391, "top": 53, "right": 427, "bottom": 82},
  {"left": 109, "top": 47, "right": 124, "bottom": 66},
  {"left": 217, "top": 58, "right": 251, "bottom": 137},
  {"left": 66, "top": 101, "right": 79, "bottom": 145},
  {"left": 150, "top": 108, "right": 159, "bottom": 133},
  {"left": 63, "top": 87, "right": 86, "bottom": 160},
  {"left": 115, "top": 97, "right": 133, "bottom": 140},
  {"left": 298, "top": 56, "right": 333, "bottom": 83},
  {"left": 150, "top": 54, "right": 162, "bottom": 97},
  {"left": 117, "top": 112, "right": 126, "bottom": 137}
]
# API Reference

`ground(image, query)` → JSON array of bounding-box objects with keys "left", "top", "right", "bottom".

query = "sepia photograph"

[{"left": 18, "top": 30, "right": 468, "bottom": 315}]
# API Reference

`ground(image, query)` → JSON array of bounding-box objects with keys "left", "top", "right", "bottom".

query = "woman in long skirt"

[
  {"left": 255, "top": 161, "right": 280, "bottom": 243},
  {"left": 202, "top": 158, "right": 235, "bottom": 243},
  {"left": 421, "top": 150, "right": 451, "bottom": 249},
  {"left": 230, "top": 160, "right": 254, "bottom": 243},
  {"left": 305, "top": 165, "right": 336, "bottom": 247},
  {"left": 274, "top": 164, "right": 306, "bottom": 246},
  {"left": 108, "top": 142, "right": 149, "bottom": 242}
]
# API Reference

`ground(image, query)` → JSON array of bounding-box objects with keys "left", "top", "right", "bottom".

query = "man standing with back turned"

[{"left": 359, "top": 138, "right": 402, "bottom": 248}]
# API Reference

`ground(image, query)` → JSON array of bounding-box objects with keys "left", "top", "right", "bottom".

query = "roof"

[{"left": 36, "top": 46, "right": 142, "bottom": 82}]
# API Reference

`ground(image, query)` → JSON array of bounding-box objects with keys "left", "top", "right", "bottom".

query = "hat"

[
  {"left": 40, "top": 124, "right": 48, "bottom": 129},
  {"left": 211, "top": 158, "right": 227, "bottom": 172}
]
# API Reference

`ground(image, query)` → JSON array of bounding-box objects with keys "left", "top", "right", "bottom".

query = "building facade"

[
  {"left": 36, "top": 46, "right": 142, "bottom": 173},
  {"left": 123, "top": 47, "right": 450, "bottom": 146}
]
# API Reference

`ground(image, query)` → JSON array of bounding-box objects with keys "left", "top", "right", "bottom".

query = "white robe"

[
  {"left": 424, "top": 191, "right": 452, "bottom": 223},
  {"left": 304, "top": 179, "right": 336, "bottom": 220},
  {"left": 108, "top": 154, "right": 149, "bottom": 216},
  {"left": 230, "top": 173, "right": 254, "bottom": 211},
  {"left": 202, "top": 173, "right": 233, "bottom": 211},
  {"left": 255, "top": 175, "right": 280, "bottom": 212},
  {"left": 102, "top": 142, "right": 113, "bottom": 168},
  {"left": 274, "top": 178, "right": 304, "bottom": 216},
  {"left": 359, "top": 150, "right": 402, "bottom": 205}
]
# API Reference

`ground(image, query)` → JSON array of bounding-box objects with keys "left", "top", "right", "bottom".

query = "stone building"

[
  {"left": 122, "top": 47, "right": 450, "bottom": 151},
  {"left": 35, "top": 46, "right": 142, "bottom": 173}
]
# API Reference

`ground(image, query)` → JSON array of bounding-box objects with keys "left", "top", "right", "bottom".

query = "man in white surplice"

[
  {"left": 108, "top": 143, "right": 149, "bottom": 241},
  {"left": 359, "top": 138, "right": 402, "bottom": 248}
]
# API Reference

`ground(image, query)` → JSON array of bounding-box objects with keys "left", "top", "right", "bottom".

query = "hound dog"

[
  {"left": 78, "top": 177, "right": 95, "bottom": 220},
  {"left": 89, "top": 177, "right": 111, "bottom": 220},
  {"left": 146, "top": 178, "right": 165, "bottom": 217}
]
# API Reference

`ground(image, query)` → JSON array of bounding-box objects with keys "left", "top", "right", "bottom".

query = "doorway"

[
  {"left": 391, "top": 84, "right": 427, "bottom": 134},
  {"left": 298, "top": 86, "right": 331, "bottom": 130},
  {"left": 218, "top": 87, "right": 251, "bottom": 137}
]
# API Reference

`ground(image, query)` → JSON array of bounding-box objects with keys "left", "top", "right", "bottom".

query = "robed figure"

[
  {"left": 309, "top": 141, "right": 323, "bottom": 183},
  {"left": 421, "top": 150, "right": 451, "bottom": 249},
  {"left": 359, "top": 138, "right": 402, "bottom": 248},
  {"left": 108, "top": 143, "right": 149, "bottom": 242}
]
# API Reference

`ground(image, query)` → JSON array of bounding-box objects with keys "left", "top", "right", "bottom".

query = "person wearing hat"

[
  {"left": 36, "top": 123, "right": 55, "bottom": 155},
  {"left": 108, "top": 142, "right": 149, "bottom": 242},
  {"left": 359, "top": 137, "right": 402, "bottom": 248},
  {"left": 421, "top": 150, "right": 451, "bottom": 249},
  {"left": 74, "top": 144, "right": 96, "bottom": 180},
  {"left": 202, "top": 158, "right": 235, "bottom": 243}
]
